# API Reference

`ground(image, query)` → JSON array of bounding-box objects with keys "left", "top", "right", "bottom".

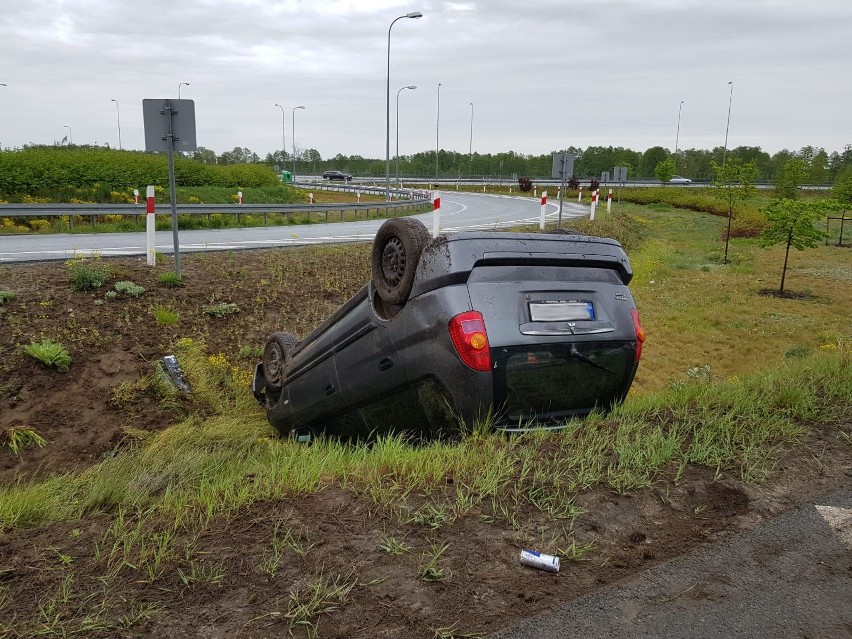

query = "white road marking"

[{"left": 815, "top": 505, "right": 852, "bottom": 549}]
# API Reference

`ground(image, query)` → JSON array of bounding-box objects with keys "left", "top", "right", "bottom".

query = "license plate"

[{"left": 529, "top": 301, "right": 595, "bottom": 322}]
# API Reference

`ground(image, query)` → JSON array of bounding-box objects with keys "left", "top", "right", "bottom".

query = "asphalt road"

[
  {"left": 0, "top": 192, "right": 589, "bottom": 263},
  {"left": 492, "top": 483, "right": 852, "bottom": 639}
]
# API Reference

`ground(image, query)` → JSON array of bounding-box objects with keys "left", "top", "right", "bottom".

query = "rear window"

[{"left": 492, "top": 342, "right": 636, "bottom": 423}]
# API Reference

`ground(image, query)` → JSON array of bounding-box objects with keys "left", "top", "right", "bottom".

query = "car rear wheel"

[
  {"left": 262, "top": 331, "right": 298, "bottom": 388},
  {"left": 371, "top": 218, "right": 430, "bottom": 305}
]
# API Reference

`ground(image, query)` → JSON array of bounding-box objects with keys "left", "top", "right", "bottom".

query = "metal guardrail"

[{"left": 0, "top": 191, "right": 431, "bottom": 230}]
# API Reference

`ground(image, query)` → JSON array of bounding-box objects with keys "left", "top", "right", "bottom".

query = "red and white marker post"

[
  {"left": 607, "top": 188, "right": 613, "bottom": 213},
  {"left": 146, "top": 185, "right": 156, "bottom": 266},
  {"left": 432, "top": 191, "right": 441, "bottom": 238},
  {"left": 534, "top": 186, "right": 537, "bottom": 198},
  {"left": 539, "top": 191, "right": 548, "bottom": 230},
  {"left": 309, "top": 192, "right": 314, "bottom": 204},
  {"left": 356, "top": 192, "right": 361, "bottom": 203},
  {"left": 578, "top": 186, "right": 583, "bottom": 202},
  {"left": 590, "top": 189, "right": 598, "bottom": 221},
  {"left": 133, "top": 189, "right": 139, "bottom": 205},
  {"left": 237, "top": 191, "right": 243, "bottom": 205}
]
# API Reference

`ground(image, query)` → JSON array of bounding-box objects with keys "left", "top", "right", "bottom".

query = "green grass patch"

[
  {"left": 24, "top": 338, "right": 72, "bottom": 371},
  {"left": 157, "top": 272, "right": 182, "bottom": 288},
  {"left": 151, "top": 305, "right": 179, "bottom": 326},
  {"left": 0, "top": 291, "right": 15, "bottom": 304}
]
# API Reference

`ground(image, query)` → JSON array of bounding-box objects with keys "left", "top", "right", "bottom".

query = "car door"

[
  {"left": 333, "top": 295, "right": 409, "bottom": 432},
  {"left": 284, "top": 324, "right": 345, "bottom": 430}
]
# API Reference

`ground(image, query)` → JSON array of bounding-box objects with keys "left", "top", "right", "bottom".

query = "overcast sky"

[{"left": 1, "top": 0, "right": 850, "bottom": 160}]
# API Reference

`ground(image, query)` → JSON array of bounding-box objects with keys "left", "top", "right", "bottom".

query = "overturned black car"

[{"left": 253, "top": 218, "right": 645, "bottom": 440}]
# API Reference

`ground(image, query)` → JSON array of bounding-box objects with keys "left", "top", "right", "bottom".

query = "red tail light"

[
  {"left": 631, "top": 308, "right": 646, "bottom": 361},
  {"left": 448, "top": 311, "right": 491, "bottom": 372}
]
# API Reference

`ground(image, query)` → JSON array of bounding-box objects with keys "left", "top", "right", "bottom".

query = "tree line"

[{"left": 194, "top": 143, "right": 852, "bottom": 183}]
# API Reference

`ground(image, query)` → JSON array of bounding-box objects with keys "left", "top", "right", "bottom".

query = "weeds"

[
  {"left": 202, "top": 301, "right": 241, "bottom": 317},
  {"left": 378, "top": 534, "right": 411, "bottom": 555},
  {"left": 113, "top": 281, "right": 145, "bottom": 297},
  {"left": 420, "top": 541, "right": 450, "bottom": 582},
  {"left": 0, "top": 291, "right": 15, "bottom": 304},
  {"left": 157, "top": 271, "right": 182, "bottom": 288},
  {"left": 67, "top": 256, "right": 111, "bottom": 291},
  {"left": 1, "top": 427, "right": 47, "bottom": 455},
  {"left": 151, "top": 305, "right": 179, "bottom": 326},
  {"left": 283, "top": 573, "right": 357, "bottom": 639},
  {"left": 24, "top": 338, "right": 72, "bottom": 371}
]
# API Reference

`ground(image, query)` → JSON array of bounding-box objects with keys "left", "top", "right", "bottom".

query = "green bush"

[
  {"left": 114, "top": 281, "right": 145, "bottom": 297},
  {"left": 24, "top": 339, "right": 72, "bottom": 371},
  {"left": 157, "top": 272, "right": 182, "bottom": 288},
  {"left": 0, "top": 291, "right": 15, "bottom": 304},
  {"left": 68, "top": 258, "right": 111, "bottom": 291}
]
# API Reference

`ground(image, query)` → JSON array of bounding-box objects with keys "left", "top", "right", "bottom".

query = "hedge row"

[{"left": 0, "top": 146, "right": 280, "bottom": 197}]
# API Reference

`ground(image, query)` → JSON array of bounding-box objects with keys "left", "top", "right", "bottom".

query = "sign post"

[
  {"left": 551, "top": 153, "right": 575, "bottom": 229},
  {"left": 143, "top": 99, "right": 197, "bottom": 276},
  {"left": 146, "top": 185, "right": 156, "bottom": 266}
]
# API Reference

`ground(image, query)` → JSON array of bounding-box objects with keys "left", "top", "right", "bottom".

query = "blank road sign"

[
  {"left": 551, "top": 153, "right": 576, "bottom": 179},
  {"left": 143, "top": 99, "right": 197, "bottom": 153}
]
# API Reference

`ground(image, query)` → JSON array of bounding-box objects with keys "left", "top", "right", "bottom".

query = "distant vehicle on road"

[
  {"left": 253, "top": 218, "right": 645, "bottom": 441},
  {"left": 323, "top": 170, "right": 353, "bottom": 181},
  {"left": 669, "top": 176, "right": 692, "bottom": 184}
]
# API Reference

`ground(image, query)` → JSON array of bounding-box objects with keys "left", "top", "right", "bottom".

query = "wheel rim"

[
  {"left": 380, "top": 236, "right": 406, "bottom": 286},
  {"left": 264, "top": 343, "right": 285, "bottom": 386}
]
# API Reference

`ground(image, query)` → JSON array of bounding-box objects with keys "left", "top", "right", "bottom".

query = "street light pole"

[
  {"left": 64, "top": 125, "right": 72, "bottom": 145},
  {"left": 274, "top": 104, "right": 286, "bottom": 167},
  {"left": 385, "top": 11, "right": 422, "bottom": 202},
  {"left": 468, "top": 102, "right": 474, "bottom": 179},
  {"left": 435, "top": 82, "right": 441, "bottom": 184},
  {"left": 111, "top": 99, "right": 122, "bottom": 150},
  {"left": 396, "top": 85, "right": 416, "bottom": 188},
  {"left": 178, "top": 82, "right": 190, "bottom": 99},
  {"left": 674, "top": 99, "right": 684, "bottom": 171},
  {"left": 722, "top": 81, "right": 733, "bottom": 165},
  {"left": 292, "top": 105, "right": 305, "bottom": 178}
]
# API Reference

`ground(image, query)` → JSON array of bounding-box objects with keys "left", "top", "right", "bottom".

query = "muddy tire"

[
  {"left": 262, "top": 331, "right": 298, "bottom": 388},
  {"left": 371, "top": 218, "right": 430, "bottom": 305}
]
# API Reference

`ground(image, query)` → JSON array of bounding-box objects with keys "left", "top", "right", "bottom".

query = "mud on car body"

[{"left": 253, "top": 218, "right": 645, "bottom": 440}]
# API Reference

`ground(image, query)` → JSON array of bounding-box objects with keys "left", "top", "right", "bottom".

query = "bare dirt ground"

[{"left": 0, "top": 248, "right": 850, "bottom": 638}]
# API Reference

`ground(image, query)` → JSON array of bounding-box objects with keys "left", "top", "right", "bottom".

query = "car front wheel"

[
  {"left": 371, "top": 218, "right": 430, "bottom": 305},
  {"left": 262, "top": 331, "right": 298, "bottom": 388}
]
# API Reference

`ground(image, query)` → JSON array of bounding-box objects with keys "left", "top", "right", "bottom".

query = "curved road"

[{"left": 0, "top": 192, "right": 589, "bottom": 263}]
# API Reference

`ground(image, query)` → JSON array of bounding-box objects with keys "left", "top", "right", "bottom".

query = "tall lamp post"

[
  {"left": 63, "top": 125, "right": 72, "bottom": 145},
  {"left": 274, "top": 103, "right": 286, "bottom": 167},
  {"left": 178, "top": 82, "right": 190, "bottom": 98},
  {"left": 292, "top": 105, "right": 305, "bottom": 178},
  {"left": 722, "top": 81, "right": 733, "bottom": 165},
  {"left": 435, "top": 82, "right": 441, "bottom": 183},
  {"left": 385, "top": 11, "right": 423, "bottom": 202},
  {"left": 396, "top": 85, "right": 416, "bottom": 188},
  {"left": 111, "top": 99, "right": 122, "bottom": 150},
  {"left": 468, "top": 102, "right": 474, "bottom": 179},
  {"left": 674, "top": 99, "right": 684, "bottom": 171}
]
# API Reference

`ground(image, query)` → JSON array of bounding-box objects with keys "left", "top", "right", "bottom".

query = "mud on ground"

[{"left": 0, "top": 248, "right": 850, "bottom": 638}]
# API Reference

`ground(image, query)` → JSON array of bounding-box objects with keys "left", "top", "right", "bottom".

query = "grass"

[
  {"left": 1, "top": 427, "right": 47, "bottom": 455},
  {"left": 281, "top": 573, "right": 357, "bottom": 639},
  {"left": 157, "top": 271, "right": 181, "bottom": 288},
  {"left": 151, "top": 305, "right": 179, "bottom": 326},
  {"left": 24, "top": 338, "right": 72, "bottom": 371},
  {"left": 0, "top": 291, "right": 15, "bottom": 304}
]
